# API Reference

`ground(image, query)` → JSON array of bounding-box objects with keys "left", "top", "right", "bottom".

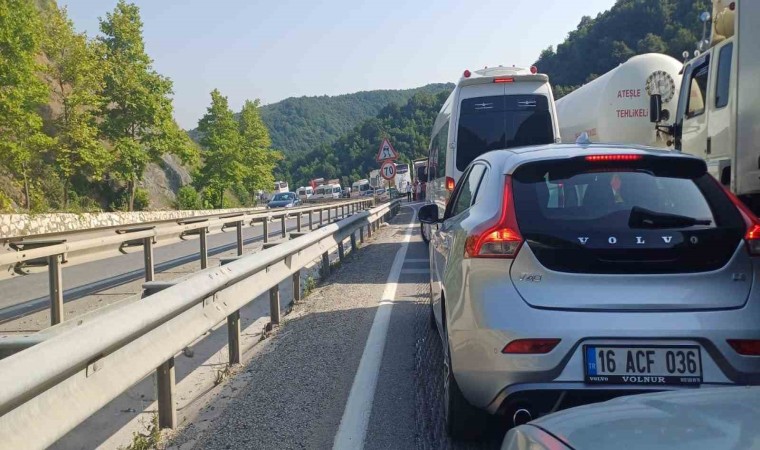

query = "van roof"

[{"left": 458, "top": 66, "right": 548, "bottom": 87}]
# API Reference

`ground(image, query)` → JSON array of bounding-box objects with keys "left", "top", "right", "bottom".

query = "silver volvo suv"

[{"left": 419, "top": 144, "right": 760, "bottom": 440}]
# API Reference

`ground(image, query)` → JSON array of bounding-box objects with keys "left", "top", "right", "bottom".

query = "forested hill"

[
  {"left": 280, "top": 89, "right": 452, "bottom": 189},
  {"left": 535, "top": 0, "right": 711, "bottom": 97},
  {"left": 257, "top": 83, "right": 454, "bottom": 156}
]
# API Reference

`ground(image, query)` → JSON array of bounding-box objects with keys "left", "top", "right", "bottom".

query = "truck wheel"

[{"left": 444, "top": 344, "right": 490, "bottom": 440}]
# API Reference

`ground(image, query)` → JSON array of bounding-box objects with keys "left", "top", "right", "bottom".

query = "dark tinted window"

[
  {"left": 715, "top": 43, "right": 733, "bottom": 109},
  {"left": 456, "top": 95, "right": 554, "bottom": 170},
  {"left": 449, "top": 164, "right": 486, "bottom": 217},
  {"left": 512, "top": 157, "right": 744, "bottom": 274},
  {"left": 429, "top": 120, "right": 448, "bottom": 180}
]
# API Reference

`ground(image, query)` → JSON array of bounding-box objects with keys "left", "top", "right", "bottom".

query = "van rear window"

[{"left": 456, "top": 95, "right": 554, "bottom": 170}]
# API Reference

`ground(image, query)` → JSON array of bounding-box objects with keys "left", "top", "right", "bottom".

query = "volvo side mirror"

[
  {"left": 650, "top": 94, "right": 663, "bottom": 123},
  {"left": 418, "top": 204, "right": 440, "bottom": 224}
]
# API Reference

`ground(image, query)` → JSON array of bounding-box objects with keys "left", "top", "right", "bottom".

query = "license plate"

[{"left": 584, "top": 345, "right": 702, "bottom": 386}]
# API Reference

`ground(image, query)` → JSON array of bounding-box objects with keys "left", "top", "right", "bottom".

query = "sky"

[{"left": 63, "top": 0, "right": 616, "bottom": 130}]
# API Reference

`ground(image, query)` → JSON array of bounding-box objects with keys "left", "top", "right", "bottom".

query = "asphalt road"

[
  {"left": 0, "top": 216, "right": 307, "bottom": 322},
  {"left": 168, "top": 203, "right": 505, "bottom": 450}
]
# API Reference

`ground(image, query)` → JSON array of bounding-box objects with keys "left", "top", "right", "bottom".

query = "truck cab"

[{"left": 654, "top": 0, "right": 760, "bottom": 211}]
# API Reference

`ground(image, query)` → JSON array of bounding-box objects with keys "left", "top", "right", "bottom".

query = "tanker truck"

[
  {"left": 649, "top": 0, "right": 760, "bottom": 212},
  {"left": 555, "top": 53, "right": 682, "bottom": 148}
]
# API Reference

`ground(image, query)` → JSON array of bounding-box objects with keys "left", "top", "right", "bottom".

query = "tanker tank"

[{"left": 556, "top": 53, "right": 682, "bottom": 148}]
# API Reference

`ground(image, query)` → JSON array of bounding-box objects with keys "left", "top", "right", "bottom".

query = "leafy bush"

[
  {"left": 133, "top": 188, "right": 150, "bottom": 211},
  {"left": 176, "top": 185, "right": 201, "bottom": 210}
]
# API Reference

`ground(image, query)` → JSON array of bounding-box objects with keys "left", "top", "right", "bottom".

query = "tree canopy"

[
  {"left": 535, "top": 0, "right": 712, "bottom": 97},
  {"left": 282, "top": 90, "right": 451, "bottom": 189}
]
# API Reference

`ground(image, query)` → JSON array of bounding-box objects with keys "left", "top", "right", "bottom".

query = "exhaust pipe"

[{"left": 512, "top": 408, "right": 532, "bottom": 427}]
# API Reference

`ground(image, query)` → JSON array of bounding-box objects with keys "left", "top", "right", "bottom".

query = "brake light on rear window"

[
  {"left": 721, "top": 184, "right": 760, "bottom": 255},
  {"left": 502, "top": 338, "right": 560, "bottom": 354},
  {"left": 585, "top": 154, "right": 643, "bottom": 162},
  {"left": 727, "top": 339, "right": 760, "bottom": 356},
  {"left": 493, "top": 77, "right": 514, "bottom": 83},
  {"left": 465, "top": 176, "right": 523, "bottom": 258}
]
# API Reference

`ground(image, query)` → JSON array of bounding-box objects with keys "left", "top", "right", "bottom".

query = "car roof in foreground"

[
  {"left": 476, "top": 143, "right": 703, "bottom": 173},
  {"left": 527, "top": 387, "right": 760, "bottom": 450}
]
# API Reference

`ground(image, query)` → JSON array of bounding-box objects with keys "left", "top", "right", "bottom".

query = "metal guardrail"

[
  {"left": 0, "top": 199, "right": 401, "bottom": 448},
  {"left": 0, "top": 199, "right": 374, "bottom": 325}
]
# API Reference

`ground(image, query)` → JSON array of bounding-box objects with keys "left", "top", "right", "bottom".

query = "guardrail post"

[
  {"left": 199, "top": 228, "right": 208, "bottom": 269},
  {"left": 48, "top": 254, "right": 64, "bottom": 326},
  {"left": 293, "top": 271, "right": 301, "bottom": 303},
  {"left": 308, "top": 211, "right": 313, "bottom": 230},
  {"left": 350, "top": 232, "right": 358, "bottom": 252},
  {"left": 281, "top": 216, "right": 286, "bottom": 238},
  {"left": 338, "top": 241, "right": 345, "bottom": 262},
  {"left": 321, "top": 252, "right": 330, "bottom": 278},
  {"left": 263, "top": 218, "right": 269, "bottom": 244},
  {"left": 296, "top": 212, "right": 302, "bottom": 232},
  {"left": 143, "top": 237, "right": 154, "bottom": 282},
  {"left": 327, "top": 208, "right": 331, "bottom": 223},
  {"left": 228, "top": 311, "right": 241, "bottom": 364},
  {"left": 236, "top": 221, "right": 244, "bottom": 256},
  {"left": 319, "top": 209, "right": 323, "bottom": 227},
  {"left": 269, "top": 284, "right": 281, "bottom": 325},
  {"left": 367, "top": 222, "right": 372, "bottom": 237},
  {"left": 157, "top": 357, "right": 177, "bottom": 429},
  {"left": 359, "top": 227, "right": 365, "bottom": 243}
]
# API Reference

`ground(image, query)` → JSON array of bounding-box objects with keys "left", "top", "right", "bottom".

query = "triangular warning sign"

[{"left": 376, "top": 139, "right": 399, "bottom": 162}]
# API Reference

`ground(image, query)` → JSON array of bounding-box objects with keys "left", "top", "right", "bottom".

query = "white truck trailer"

[
  {"left": 556, "top": 53, "right": 682, "bottom": 148},
  {"left": 650, "top": 0, "right": 760, "bottom": 211}
]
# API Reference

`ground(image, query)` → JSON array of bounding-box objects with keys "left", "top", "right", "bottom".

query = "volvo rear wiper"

[{"left": 628, "top": 206, "right": 712, "bottom": 229}]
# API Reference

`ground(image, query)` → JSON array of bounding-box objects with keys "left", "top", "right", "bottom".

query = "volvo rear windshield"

[
  {"left": 511, "top": 157, "right": 745, "bottom": 274},
  {"left": 456, "top": 95, "right": 554, "bottom": 170}
]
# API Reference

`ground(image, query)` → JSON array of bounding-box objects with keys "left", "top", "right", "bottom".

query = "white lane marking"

[{"left": 332, "top": 207, "right": 418, "bottom": 450}]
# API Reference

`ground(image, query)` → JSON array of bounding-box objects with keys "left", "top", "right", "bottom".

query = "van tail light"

[
  {"left": 720, "top": 183, "right": 760, "bottom": 255},
  {"left": 727, "top": 339, "right": 760, "bottom": 356},
  {"left": 446, "top": 176, "right": 455, "bottom": 191},
  {"left": 464, "top": 176, "right": 523, "bottom": 258},
  {"left": 493, "top": 77, "right": 514, "bottom": 83},
  {"left": 503, "top": 338, "right": 560, "bottom": 354}
]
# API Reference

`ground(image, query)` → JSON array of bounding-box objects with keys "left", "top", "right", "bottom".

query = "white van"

[
  {"left": 351, "top": 179, "right": 371, "bottom": 198},
  {"left": 296, "top": 186, "right": 313, "bottom": 200},
  {"left": 326, "top": 184, "right": 342, "bottom": 199},
  {"left": 313, "top": 183, "right": 341, "bottom": 200},
  {"left": 425, "top": 66, "right": 560, "bottom": 214}
]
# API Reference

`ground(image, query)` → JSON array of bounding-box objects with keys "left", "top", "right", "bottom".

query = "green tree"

[
  {"left": 0, "top": 0, "right": 51, "bottom": 209},
  {"left": 238, "top": 99, "right": 280, "bottom": 202},
  {"left": 98, "top": 0, "right": 195, "bottom": 211},
  {"left": 195, "top": 89, "right": 244, "bottom": 208},
  {"left": 43, "top": 5, "right": 111, "bottom": 207}
]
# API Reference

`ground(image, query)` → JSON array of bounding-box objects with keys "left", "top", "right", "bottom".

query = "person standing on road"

[
  {"left": 406, "top": 182, "right": 412, "bottom": 202},
  {"left": 415, "top": 182, "right": 421, "bottom": 202}
]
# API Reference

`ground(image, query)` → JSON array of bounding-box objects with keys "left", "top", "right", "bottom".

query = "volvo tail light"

[
  {"left": 464, "top": 176, "right": 523, "bottom": 258},
  {"left": 503, "top": 338, "right": 560, "bottom": 354},
  {"left": 721, "top": 184, "right": 760, "bottom": 255}
]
